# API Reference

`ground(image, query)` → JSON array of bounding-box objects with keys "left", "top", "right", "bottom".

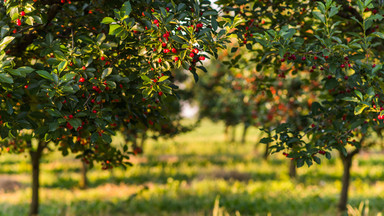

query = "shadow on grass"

[{"left": 1, "top": 191, "right": 383, "bottom": 216}]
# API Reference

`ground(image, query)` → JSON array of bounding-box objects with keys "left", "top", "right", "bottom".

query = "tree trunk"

[
  {"left": 289, "top": 159, "right": 296, "bottom": 179},
  {"left": 241, "top": 124, "right": 249, "bottom": 144},
  {"left": 263, "top": 142, "right": 270, "bottom": 160},
  {"left": 140, "top": 133, "right": 147, "bottom": 150},
  {"left": 29, "top": 141, "right": 45, "bottom": 216},
  {"left": 338, "top": 149, "right": 359, "bottom": 213},
  {"left": 224, "top": 124, "right": 229, "bottom": 142},
  {"left": 230, "top": 125, "right": 236, "bottom": 143},
  {"left": 80, "top": 160, "right": 88, "bottom": 189}
]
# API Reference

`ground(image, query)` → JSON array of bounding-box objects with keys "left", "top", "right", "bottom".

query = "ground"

[{"left": 0, "top": 120, "right": 384, "bottom": 216}]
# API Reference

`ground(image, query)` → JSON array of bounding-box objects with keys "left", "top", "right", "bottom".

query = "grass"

[{"left": 0, "top": 119, "right": 384, "bottom": 215}]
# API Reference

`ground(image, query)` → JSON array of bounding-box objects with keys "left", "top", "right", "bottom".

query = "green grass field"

[{"left": 0, "top": 120, "right": 384, "bottom": 216}]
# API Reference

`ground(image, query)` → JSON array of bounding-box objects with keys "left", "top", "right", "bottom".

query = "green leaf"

[
  {"left": 354, "top": 104, "right": 368, "bottom": 115},
  {"left": 0, "top": 73, "right": 13, "bottom": 84},
  {"left": 53, "top": 50, "right": 66, "bottom": 60},
  {"left": 202, "top": 11, "right": 218, "bottom": 16},
  {"left": 296, "top": 159, "right": 304, "bottom": 168},
  {"left": 355, "top": 90, "right": 363, "bottom": 100},
  {"left": 46, "top": 109, "right": 62, "bottom": 117},
  {"left": 191, "top": 71, "right": 199, "bottom": 83},
  {"left": 15, "top": 66, "right": 35, "bottom": 77},
  {"left": 102, "top": 68, "right": 113, "bottom": 79},
  {"left": 158, "top": 76, "right": 169, "bottom": 82},
  {"left": 342, "top": 97, "right": 359, "bottom": 102},
  {"left": 69, "top": 119, "right": 82, "bottom": 130},
  {"left": 0, "top": 36, "right": 14, "bottom": 51},
  {"left": 367, "top": 87, "right": 375, "bottom": 96},
  {"left": 313, "top": 156, "right": 321, "bottom": 164},
  {"left": 61, "top": 73, "right": 76, "bottom": 82},
  {"left": 177, "top": 3, "right": 186, "bottom": 12},
  {"left": 36, "top": 70, "right": 54, "bottom": 81},
  {"left": 121, "top": 1, "right": 132, "bottom": 17},
  {"left": 25, "top": 16, "right": 34, "bottom": 25},
  {"left": 371, "top": 32, "right": 384, "bottom": 39},
  {"left": 96, "top": 33, "right": 106, "bottom": 45},
  {"left": 0, "top": 25, "right": 9, "bottom": 38},
  {"left": 312, "top": 11, "right": 325, "bottom": 24},
  {"left": 101, "top": 17, "right": 115, "bottom": 24},
  {"left": 260, "top": 137, "right": 273, "bottom": 144},
  {"left": 109, "top": 24, "right": 121, "bottom": 35},
  {"left": 141, "top": 75, "right": 151, "bottom": 82},
  {"left": 329, "top": 6, "right": 339, "bottom": 17},
  {"left": 58, "top": 61, "right": 67, "bottom": 74}
]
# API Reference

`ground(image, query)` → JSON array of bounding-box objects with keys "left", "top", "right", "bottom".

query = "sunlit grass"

[{"left": 0, "top": 119, "right": 383, "bottom": 215}]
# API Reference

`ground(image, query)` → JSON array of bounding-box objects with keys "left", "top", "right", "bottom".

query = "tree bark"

[
  {"left": 338, "top": 148, "right": 360, "bottom": 213},
  {"left": 241, "top": 124, "right": 249, "bottom": 144},
  {"left": 263, "top": 142, "right": 270, "bottom": 160},
  {"left": 140, "top": 133, "right": 147, "bottom": 150},
  {"left": 230, "top": 125, "right": 236, "bottom": 143},
  {"left": 289, "top": 159, "right": 296, "bottom": 179},
  {"left": 224, "top": 124, "right": 229, "bottom": 142},
  {"left": 80, "top": 160, "right": 88, "bottom": 189},
  {"left": 29, "top": 141, "right": 45, "bottom": 216}
]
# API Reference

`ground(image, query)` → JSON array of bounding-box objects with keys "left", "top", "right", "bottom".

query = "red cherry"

[
  {"left": 79, "top": 77, "right": 85, "bottom": 82},
  {"left": 153, "top": 19, "right": 159, "bottom": 24},
  {"left": 100, "top": 56, "right": 105, "bottom": 61},
  {"left": 199, "top": 56, "right": 205, "bottom": 61},
  {"left": 68, "top": 114, "right": 74, "bottom": 119},
  {"left": 340, "top": 64, "right": 345, "bottom": 68},
  {"left": 327, "top": 75, "right": 332, "bottom": 79},
  {"left": 189, "top": 52, "right": 195, "bottom": 58},
  {"left": 93, "top": 110, "right": 97, "bottom": 114},
  {"left": 373, "top": 64, "right": 376, "bottom": 68},
  {"left": 20, "top": 11, "right": 26, "bottom": 16},
  {"left": 302, "top": 56, "right": 306, "bottom": 61},
  {"left": 24, "top": 85, "right": 28, "bottom": 89},
  {"left": 66, "top": 122, "right": 73, "bottom": 130},
  {"left": 171, "top": 48, "right": 177, "bottom": 53},
  {"left": 162, "top": 42, "right": 167, "bottom": 48},
  {"left": 174, "top": 56, "right": 179, "bottom": 61},
  {"left": 314, "top": 56, "right": 318, "bottom": 60},
  {"left": 344, "top": 56, "right": 349, "bottom": 61},
  {"left": 82, "top": 66, "right": 86, "bottom": 70},
  {"left": 158, "top": 91, "right": 163, "bottom": 96},
  {"left": 16, "top": 19, "right": 21, "bottom": 26},
  {"left": 163, "top": 49, "right": 170, "bottom": 53},
  {"left": 158, "top": 58, "right": 162, "bottom": 63}
]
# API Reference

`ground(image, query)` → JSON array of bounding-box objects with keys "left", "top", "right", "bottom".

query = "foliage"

[
  {"left": 217, "top": 0, "right": 384, "bottom": 166},
  {"left": 0, "top": 0, "right": 240, "bottom": 167}
]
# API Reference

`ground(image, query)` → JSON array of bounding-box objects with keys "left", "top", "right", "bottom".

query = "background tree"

[{"left": 216, "top": 0, "right": 384, "bottom": 212}]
